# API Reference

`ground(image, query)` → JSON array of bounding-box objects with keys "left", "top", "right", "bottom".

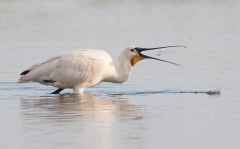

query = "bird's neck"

[{"left": 105, "top": 58, "right": 133, "bottom": 83}]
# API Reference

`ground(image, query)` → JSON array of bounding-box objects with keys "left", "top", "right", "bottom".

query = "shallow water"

[{"left": 1, "top": 0, "right": 240, "bottom": 148}]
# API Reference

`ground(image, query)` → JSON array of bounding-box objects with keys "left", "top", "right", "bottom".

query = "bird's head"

[{"left": 120, "top": 46, "right": 185, "bottom": 67}]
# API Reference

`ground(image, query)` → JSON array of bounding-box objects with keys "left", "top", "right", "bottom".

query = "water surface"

[{"left": 0, "top": 0, "right": 240, "bottom": 148}]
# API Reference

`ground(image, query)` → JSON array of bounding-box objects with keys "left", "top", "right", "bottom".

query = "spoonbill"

[{"left": 18, "top": 46, "right": 185, "bottom": 94}]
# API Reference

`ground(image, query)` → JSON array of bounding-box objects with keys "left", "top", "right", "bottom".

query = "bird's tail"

[
  {"left": 18, "top": 65, "right": 38, "bottom": 84},
  {"left": 18, "top": 80, "right": 29, "bottom": 84},
  {"left": 18, "top": 76, "right": 30, "bottom": 84}
]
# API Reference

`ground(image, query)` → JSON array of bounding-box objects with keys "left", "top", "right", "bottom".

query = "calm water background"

[{"left": 0, "top": 0, "right": 240, "bottom": 148}]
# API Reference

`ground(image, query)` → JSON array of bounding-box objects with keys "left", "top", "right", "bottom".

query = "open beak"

[{"left": 134, "top": 45, "right": 186, "bottom": 67}]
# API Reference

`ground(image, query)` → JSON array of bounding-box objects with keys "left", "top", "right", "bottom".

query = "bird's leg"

[
  {"left": 73, "top": 85, "right": 84, "bottom": 94},
  {"left": 51, "top": 88, "right": 64, "bottom": 94}
]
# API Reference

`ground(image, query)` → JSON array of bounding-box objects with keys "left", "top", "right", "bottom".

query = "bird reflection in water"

[
  {"left": 20, "top": 94, "right": 144, "bottom": 147},
  {"left": 21, "top": 94, "right": 142, "bottom": 124}
]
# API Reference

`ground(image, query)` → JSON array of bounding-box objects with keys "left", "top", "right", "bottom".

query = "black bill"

[{"left": 134, "top": 45, "right": 185, "bottom": 67}]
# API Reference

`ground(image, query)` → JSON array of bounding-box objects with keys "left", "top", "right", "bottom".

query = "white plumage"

[{"left": 19, "top": 46, "right": 184, "bottom": 94}]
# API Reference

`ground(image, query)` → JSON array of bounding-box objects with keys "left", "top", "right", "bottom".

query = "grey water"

[{"left": 1, "top": 0, "right": 240, "bottom": 148}]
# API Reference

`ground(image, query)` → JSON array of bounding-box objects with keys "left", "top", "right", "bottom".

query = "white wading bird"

[{"left": 18, "top": 46, "right": 185, "bottom": 94}]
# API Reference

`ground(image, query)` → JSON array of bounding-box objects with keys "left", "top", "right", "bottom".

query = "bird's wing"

[
  {"left": 18, "top": 56, "right": 60, "bottom": 83},
  {"left": 18, "top": 50, "right": 113, "bottom": 85}
]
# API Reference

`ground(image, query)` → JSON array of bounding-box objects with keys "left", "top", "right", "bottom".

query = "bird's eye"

[{"left": 131, "top": 49, "right": 134, "bottom": 52}]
